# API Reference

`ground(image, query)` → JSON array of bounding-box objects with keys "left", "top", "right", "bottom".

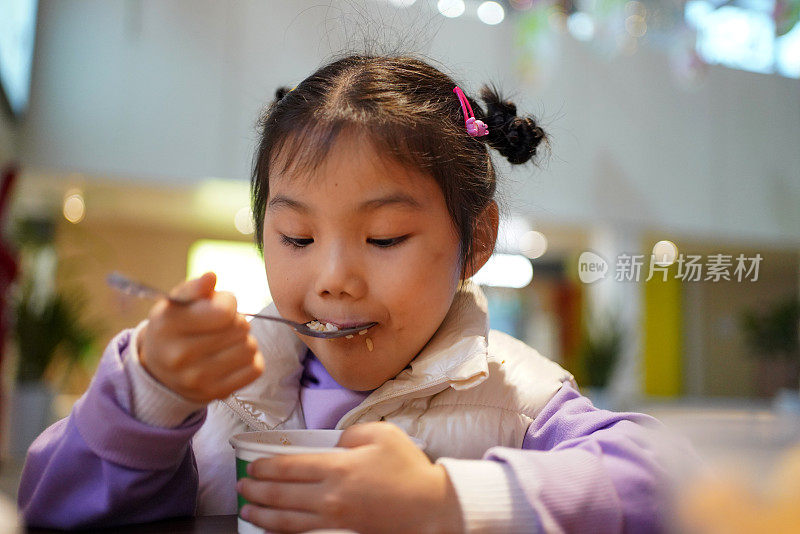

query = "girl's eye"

[
  {"left": 368, "top": 236, "right": 409, "bottom": 248},
  {"left": 280, "top": 235, "right": 313, "bottom": 248}
]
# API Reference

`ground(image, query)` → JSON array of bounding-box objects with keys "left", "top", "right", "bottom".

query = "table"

[{"left": 26, "top": 514, "right": 238, "bottom": 534}]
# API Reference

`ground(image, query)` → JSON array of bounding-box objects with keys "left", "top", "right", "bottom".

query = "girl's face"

[{"left": 262, "top": 134, "right": 463, "bottom": 391}]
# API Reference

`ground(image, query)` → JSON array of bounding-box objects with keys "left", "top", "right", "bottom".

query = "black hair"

[{"left": 251, "top": 55, "right": 548, "bottom": 279}]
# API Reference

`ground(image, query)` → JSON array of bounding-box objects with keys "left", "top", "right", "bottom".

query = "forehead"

[{"left": 268, "top": 131, "right": 441, "bottom": 208}]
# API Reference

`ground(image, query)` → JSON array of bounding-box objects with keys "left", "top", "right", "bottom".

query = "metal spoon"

[{"left": 106, "top": 272, "right": 377, "bottom": 339}]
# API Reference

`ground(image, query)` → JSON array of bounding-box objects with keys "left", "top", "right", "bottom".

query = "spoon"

[{"left": 106, "top": 272, "right": 377, "bottom": 339}]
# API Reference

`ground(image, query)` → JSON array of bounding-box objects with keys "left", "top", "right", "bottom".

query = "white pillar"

[{"left": 586, "top": 224, "right": 644, "bottom": 409}]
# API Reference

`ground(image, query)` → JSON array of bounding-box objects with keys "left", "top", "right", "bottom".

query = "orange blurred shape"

[{"left": 679, "top": 446, "right": 800, "bottom": 534}]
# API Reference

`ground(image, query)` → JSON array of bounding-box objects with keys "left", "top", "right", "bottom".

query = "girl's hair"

[{"left": 251, "top": 55, "right": 548, "bottom": 278}]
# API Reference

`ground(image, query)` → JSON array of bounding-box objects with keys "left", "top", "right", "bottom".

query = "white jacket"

[{"left": 185, "top": 281, "right": 576, "bottom": 515}]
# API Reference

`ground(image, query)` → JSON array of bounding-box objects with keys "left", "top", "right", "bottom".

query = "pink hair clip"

[{"left": 453, "top": 86, "right": 489, "bottom": 137}]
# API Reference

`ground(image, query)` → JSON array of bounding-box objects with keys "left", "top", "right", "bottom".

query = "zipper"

[{"left": 222, "top": 396, "right": 273, "bottom": 431}]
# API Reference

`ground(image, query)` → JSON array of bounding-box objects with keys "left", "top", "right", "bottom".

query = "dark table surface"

[{"left": 26, "top": 515, "right": 238, "bottom": 534}]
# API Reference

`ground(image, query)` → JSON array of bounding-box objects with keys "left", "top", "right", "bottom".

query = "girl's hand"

[
  {"left": 137, "top": 272, "right": 265, "bottom": 403},
  {"left": 238, "top": 422, "right": 464, "bottom": 534}
]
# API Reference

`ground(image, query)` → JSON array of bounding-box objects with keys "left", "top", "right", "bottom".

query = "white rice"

[{"left": 306, "top": 320, "right": 339, "bottom": 332}]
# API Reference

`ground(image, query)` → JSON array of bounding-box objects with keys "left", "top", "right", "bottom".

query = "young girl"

[{"left": 19, "top": 55, "right": 685, "bottom": 532}]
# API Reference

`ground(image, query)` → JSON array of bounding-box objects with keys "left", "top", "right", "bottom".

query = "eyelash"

[
  {"left": 280, "top": 236, "right": 313, "bottom": 248},
  {"left": 279, "top": 235, "right": 409, "bottom": 249}
]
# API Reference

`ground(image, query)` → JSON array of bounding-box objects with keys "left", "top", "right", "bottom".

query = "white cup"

[
  {"left": 229, "top": 429, "right": 426, "bottom": 534},
  {"left": 230, "top": 430, "right": 344, "bottom": 534}
]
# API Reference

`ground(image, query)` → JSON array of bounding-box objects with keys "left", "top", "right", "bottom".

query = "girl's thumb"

[{"left": 170, "top": 272, "right": 217, "bottom": 302}]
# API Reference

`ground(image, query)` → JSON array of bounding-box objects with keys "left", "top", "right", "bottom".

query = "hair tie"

[{"left": 453, "top": 86, "right": 489, "bottom": 137}]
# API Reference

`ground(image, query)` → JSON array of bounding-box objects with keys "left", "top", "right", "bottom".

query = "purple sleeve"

[
  {"left": 17, "top": 330, "right": 207, "bottom": 529},
  {"left": 485, "top": 384, "right": 695, "bottom": 533}
]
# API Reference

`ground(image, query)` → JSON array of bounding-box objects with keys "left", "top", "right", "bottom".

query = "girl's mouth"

[{"left": 306, "top": 318, "right": 376, "bottom": 332}]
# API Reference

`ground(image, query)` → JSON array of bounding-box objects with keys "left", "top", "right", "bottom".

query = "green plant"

[
  {"left": 581, "top": 314, "right": 625, "bottom": 389},
  {"left": 14, "top": 284, "right": 97, "bottom": 384},
  {"left": 740, "top": 298, "right": 800, "bottom": 361}
]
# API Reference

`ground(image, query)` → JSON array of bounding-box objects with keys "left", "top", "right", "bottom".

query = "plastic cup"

[
  {"left": 230, "top": 429, "right": 426, "bottom": 534},
  {"left": 229, "top": 430, "right": 345, "bottom": 534}
]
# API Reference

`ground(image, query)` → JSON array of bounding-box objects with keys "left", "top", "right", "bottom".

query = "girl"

[{"left": 19, "top": 55, "right": 685, "bottom": 533}]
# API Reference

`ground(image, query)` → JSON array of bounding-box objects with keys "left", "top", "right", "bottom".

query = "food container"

[
  {"left": 230, "top": 430, "right": 345, "bottom": 534},
  {"left": 230, "top": 429, "right": 427, "bottom": 533}
]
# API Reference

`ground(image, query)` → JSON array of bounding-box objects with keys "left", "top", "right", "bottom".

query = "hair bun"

[
  {"left": 275, "top": 86, "right": 293, "bottom": 102},
  {"left": 479, "top": 86, "right": 546, "bottom": 165}
]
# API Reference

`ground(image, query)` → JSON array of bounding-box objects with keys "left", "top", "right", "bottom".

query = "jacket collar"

[{"left": 227, "top": 281, "right": 490, "bottom": 429}]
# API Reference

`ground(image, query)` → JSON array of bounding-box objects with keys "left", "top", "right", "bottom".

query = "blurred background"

[{"left": 0, "top": 0, "right": 798, "bottom": 529}]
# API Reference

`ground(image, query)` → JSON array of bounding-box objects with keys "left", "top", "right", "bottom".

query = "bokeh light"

[
  {"left": 568, "top": 12, "right": 596, "bottom": 41},
  {"left": 626, "top": 14, "right": 647, "bottom": 38},
  {"left": 519, "top": 230, "right": 548, "bottom": 259},
  {"left": 234, "top": 206, "right": 254, "bottom": 235},
  {"left": 477, "top": 1, "right": 505, "bottom": 25},
  {"left": 472, "top": 253, "right": 534, "bottom": 288},
  {"left": 652, "top": 240, "right": 679, "bottom": 266},
  {"left": 62, "top": 191, "right": 85, "bottom": 224}
]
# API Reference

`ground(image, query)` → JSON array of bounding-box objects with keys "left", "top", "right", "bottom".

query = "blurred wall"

[
  {"left": 19, "top": 0, "right": 516, "bottom": 183},
  {"left": 17, "top": 0, "right": 800, "bottom": 247},
  {"left": 517, "top": 34, "right": 800, "bottom": 246}
]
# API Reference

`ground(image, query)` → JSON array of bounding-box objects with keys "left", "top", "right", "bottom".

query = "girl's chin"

[{"left": 310, "top": 329, "right": 378, "bottom": 353}]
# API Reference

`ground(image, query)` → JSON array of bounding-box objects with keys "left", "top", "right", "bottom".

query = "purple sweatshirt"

[{"left": 19, "top": 329, "right": 688, "bottom": 532}]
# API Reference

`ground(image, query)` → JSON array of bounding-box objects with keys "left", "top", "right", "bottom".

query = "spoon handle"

[
  {"left": 105, "top": 272, "right": 375, "bottom": 338},
  {"left": 107, "top": 272, "right": 305, "bottom": 326}
]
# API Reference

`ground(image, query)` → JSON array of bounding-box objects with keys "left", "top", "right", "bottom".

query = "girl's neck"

[{"left": 301, "top": 349, "right": 376, "bottom": 393}]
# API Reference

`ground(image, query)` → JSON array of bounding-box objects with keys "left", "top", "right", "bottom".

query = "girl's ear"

[{"left": 462, "top": 201, "right": 499, "bottom": 280}]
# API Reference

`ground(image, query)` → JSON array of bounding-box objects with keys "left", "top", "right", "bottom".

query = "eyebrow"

[{"left": 267, "top": 193, "right": 424, "bottom": 213}]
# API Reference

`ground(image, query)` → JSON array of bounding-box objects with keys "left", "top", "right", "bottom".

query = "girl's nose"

[{"left": 314, "top": 244, "right": 367, "bottom": 300}]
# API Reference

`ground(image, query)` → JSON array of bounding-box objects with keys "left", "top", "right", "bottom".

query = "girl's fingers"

[
  {"left": 238, "top": 479, "right": 321, "bottom": 513},
  {"left": 183, "top": 316, "right": 251, "bottom": 358},
  {"left": 158, "top": 318, "right": 250, "bottom": 369},
  {"left": 241, "top": 504, "right": 322, "bottom": 534},
  {"left": 169, "top": 272, "right": 216, "bottom": 301},
  {"left": 161, "top": 290, "right": 240, "bottom": 335},
  {"left": 249, "top": 454, "right": 335, "bottom": 482},
  {"left": 204, "top": 349, "right": 264, "bottom": 398},
  {"left": 202, "top": 332, "right": 259, "bottom": 371}
]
